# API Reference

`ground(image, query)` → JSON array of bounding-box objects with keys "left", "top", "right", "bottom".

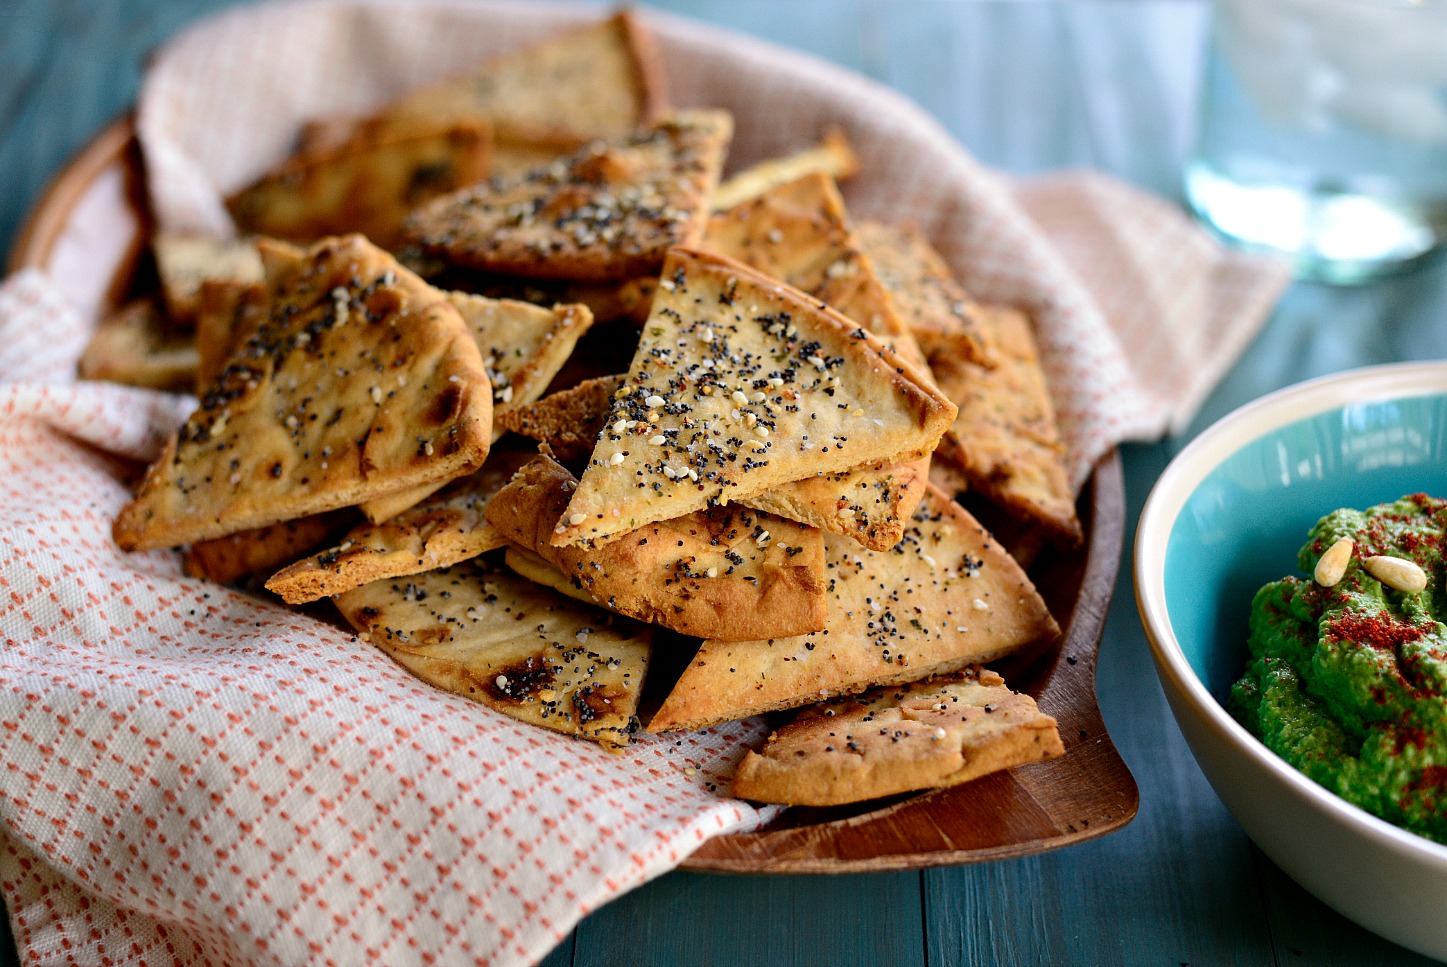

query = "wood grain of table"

[{"left": 4, "top": 1, "right": 1445, "bottom": 964}]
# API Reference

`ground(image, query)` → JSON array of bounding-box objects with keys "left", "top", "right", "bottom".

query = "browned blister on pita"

[
  {"left": 486, "top": 453, "right": 827, "bottom": 641},
  {"left": 713, "top": 128, "right": 860, "bottom": 211},
  {"left": 227, "top": 119, "right": 492, "bottom": 249},
  {"left": 855, "top": 219, "right": 997, "bottom": 368},
  {"left": 648, "top": 486, "right": 1058, "bottom": 732},
  {"left": 265, "top": 447, "right": 533, "bottom": 605},
  {"left": 406, "top": 110, "right": 733, "bottom": 282},
  {"left": 335, "top": 558, "right": 651, "bottom": 750},
  {"left": 731, "top": 666, "right": 1063, "bottom": 806},
  {"left": 551, "top": 247, "right": 956, "bottom": 549},
  {"left": 152, "top": 231, "right": 266, "bottom": 326},
  {"left": 921, "top": 306, "right": 1082, "bottom": 545},
  {"left": 183, "top": 510, "right": 354, "bottom": 585},
  {"left": 113, "top": 235, "right": 493, "bottom": 552},
  {"left": 78, "top": 299, "right": 199, "bottom": 393}
]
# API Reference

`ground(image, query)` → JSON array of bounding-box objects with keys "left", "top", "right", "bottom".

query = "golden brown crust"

[
  {"left": 335, "top": 558, "right": 651, "bottom": 750},
  {"left": 152, "top": 232, "right": 265, "bottom": 326},
  {"left": 485, "top": 454, "right": 827, "bottom": 641},
  {"left": 264, "top": 447, "right": 531, "bottom": 604},
  {"left": 648, "top": 486, "right": 1058, "bottom": 732},
  {"left": 405, "top": 111, "right": 733, "bottom": 281},
  {"left": 194, "top": 279, "right": 269, "bottom": 392},
  {"left": 113, "top": 235, "right": 493, "bottom": 551},
  {"left": 921, "top": 306, "right": 1082, "bottom": 545},
  {"left": 227, "top": 119, "right": 492, "bottom": 248},
  {"left": 713, "top": 129, "right": 860, "bottom": 211},
  {"left": 731, "top": 667, "right": 1064, "bottom": 806},
  {"left": 551, "top": 247, "right": 957, "bottom": 548},
  {"left": 385, "top": 10, "right": 669, "bottom": 149},
  {"left": 703, "top": 172, "right": 924, "bottom": 368},
  {"left": 494, "top": 374, "right": 624, "bottom": 468},
  {"left": 855, "top": 219, "right": 997, "bottom": 368},
  {"left": 77, "top": 300, "right": 199, "bottom": 393},
  {"left": 182, "top": 510, "right": 353, "bottom": 585}
]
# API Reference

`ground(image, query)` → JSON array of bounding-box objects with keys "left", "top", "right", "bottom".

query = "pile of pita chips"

[{"left": 103, "top": 11, "right": 1088, "bottom": 799}]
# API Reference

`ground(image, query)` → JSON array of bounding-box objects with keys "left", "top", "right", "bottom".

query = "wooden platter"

[{"left": 9, "top": 117, "right": 1138, "bottom": 874}]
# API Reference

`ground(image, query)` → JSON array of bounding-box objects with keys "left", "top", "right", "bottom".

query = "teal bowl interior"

[{"left": 1165, "top": 392, "right": 1447, "bottom": 700}]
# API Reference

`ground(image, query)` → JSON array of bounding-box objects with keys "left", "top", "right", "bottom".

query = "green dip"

[{"left": 1230, "top": 493, "right": 1447, "bottom": 845}]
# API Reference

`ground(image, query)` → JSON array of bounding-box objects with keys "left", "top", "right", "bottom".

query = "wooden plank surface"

[{"left": 5, "top": 1, "right": 1447, "bottom": 965}]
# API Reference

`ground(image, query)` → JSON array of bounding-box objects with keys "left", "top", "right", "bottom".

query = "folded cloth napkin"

[{"left": 0, "top": 2, "right": 1290, "bottom": 965}]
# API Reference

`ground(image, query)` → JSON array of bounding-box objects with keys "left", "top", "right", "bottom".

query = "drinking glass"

[{"left": 1185, "top": 0, "right": 1447, "bottom": 284}]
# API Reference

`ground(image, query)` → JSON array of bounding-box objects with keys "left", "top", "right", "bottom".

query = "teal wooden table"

[{"left": 4, "top": 1, "right": 1446, "bottom": 964}]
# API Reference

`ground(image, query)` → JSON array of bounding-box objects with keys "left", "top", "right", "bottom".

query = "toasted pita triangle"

[
  {"left": 920, "top": 306, "right": 1082, "bottom": 545},
  {"left": 495, "top": 374, "right": 625, "bottom": 468},
  {"left": 406, "top": 111, "right": 732, "bottom": 282},
  {"left": 704, "top": 172, "right": 923, "bottom": 367},
  {"left": 855, "top": 219, "right": 997, "bottom": 369},
  {"left": 265, "top": 447, "right": 533, "bottom": 604},
  {"left": 384, "top": 11, "right": 668, "bottom": 148},
  {"left": 78, "top": 300, "right": 198, "bottom": 393},
  {"left": 501, "top": 373, "right": 927, "bottom": 552},
  {"left": 227, "top": 119, "right": 491, "bottom": 248},
  {"left": 485, "top": 454, "right": 826, "bottom": 640},
  {"left": 335, "top": 559, "right": 651, "bottom": 749},
  {"left": 712, "top": 129, "right": 859, "bottom": 211},
  {"left": 183, "top": 510, "right": 354, "bottom": 585},
  {"left": 504, "top": 546, "right": 596, "bottom": 605},
  {"left": 551, "top": 247, "right": 956, "bottom": 548},
  {"left": 648, "top": 486, "right": 1058, "bottom": 732},
  {"left": 113, "top": 235, "right": 493, "bottom": 551},
  {"left": 356, "top": 291, "right": 595, "bottom": 523},
  {"left": 702, "top": 173, "right": 936, "bottom": 548},
  {"left": 152, "top": 231, "right": 264, "bottom": 326},
  {"left": 731, "top": 667, "right": 1063, "bottom": 806}
]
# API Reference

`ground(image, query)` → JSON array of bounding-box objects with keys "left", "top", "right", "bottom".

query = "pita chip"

[
  {"left": 703, "top": 174, "right": 935, "bottom": 549},
  {"left": 183, "top": 510, "right": 353, "bottom": 585},
  {"left": 382, "top": 10, "right": 668, "bottom": 149},
  {"left": 405, "top": 110, "right": 733, "bottom": 282},
  {"left": 113, "top": 235, "right": 492, "bottom": 551},
  {"left": 78, "top": 300, "right": 198, "bottom": 393},
  {"left": 152, "top": 232, "right": 265, "bottom": 325},
  {"left": 485, "top": 454, "right": 827, "bottom": 641},
  {"left": 648, "top": 486, "right": 1058, "bottom": 732},
  {"left": 551, "top": 247, "right": 956, "bottom": 549},
  {"left": 504, "top": 375, "right": 928, "bottom": 553},
  {"left": 731, "top": 667, "right": 1063, "bottom": 806},
  {"left": 495, "top": 374, "right": 625, "bottom": 469},
  {"left": 265, "top": 447, "right": 533, "bottom": 605},
  {"left": 921, "top": 306, "right": 1082, "bottom": 545},
  {"left": 713, "top": 129, "right": 860, "bottom": 211},
  {"left": 704, "top": 172, "right": 924, "bottom": 367},
  {"left": 227, "top": 119, "right": 491, "bottom": 248},
  {"left": 336, "top": 558, "right": 651, "bottom": 749},
  {"left": 355, "top": 290, "right": 594, "bottom": 524},
  {"left": 855, "top": 219, "right": 997, "bottom": 368}
]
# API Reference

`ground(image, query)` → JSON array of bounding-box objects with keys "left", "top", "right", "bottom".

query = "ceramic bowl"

[{"left": 1135, "top": 361, "right": 1447, "bottom": 960}]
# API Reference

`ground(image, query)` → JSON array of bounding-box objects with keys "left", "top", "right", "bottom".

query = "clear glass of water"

[{"left": 1185, "top": 0, "right": 1447, "bottom": 284}]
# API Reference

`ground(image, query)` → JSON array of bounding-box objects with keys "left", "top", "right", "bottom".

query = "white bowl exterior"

[{"left": 1137, "top": 361, "right": 1447, "bottom": 960}]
